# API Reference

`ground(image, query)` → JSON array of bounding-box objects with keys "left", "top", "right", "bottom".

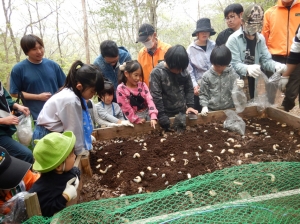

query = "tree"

[{"left": 81, "top": 0, "right": 90, "bottom": 63}]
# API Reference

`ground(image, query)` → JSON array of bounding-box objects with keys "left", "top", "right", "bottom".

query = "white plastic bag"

[{"left": 16, "top": 116, "right": 32, "bottom": 146}]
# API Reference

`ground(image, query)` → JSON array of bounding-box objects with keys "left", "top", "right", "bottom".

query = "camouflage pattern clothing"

[
  {"left": 149, "top": 62, "right": 194, "bottom": 128},
  {"left": 200, "top": 66, "right": 239, "bottom": 111}
]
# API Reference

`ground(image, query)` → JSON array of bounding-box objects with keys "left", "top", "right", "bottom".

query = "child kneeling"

[
  {"left": 29, "top": 131, "right": 80, "bottom": 217},
  {"left": 200, "top": 45, "right": 244, "bottom": 116}
]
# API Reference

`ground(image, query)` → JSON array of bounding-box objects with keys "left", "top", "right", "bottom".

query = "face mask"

[{"left": 143, "top": 39, "right": 154, "bottom": 49}]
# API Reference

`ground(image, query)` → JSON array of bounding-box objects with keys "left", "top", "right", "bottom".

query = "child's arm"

[{"left": 116, "top": 85, "right": 141, "bottom": 123}]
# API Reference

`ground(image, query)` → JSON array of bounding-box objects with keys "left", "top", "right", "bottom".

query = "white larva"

[{"left": 133, "top": 176, "right": 142, "bottom": 183}]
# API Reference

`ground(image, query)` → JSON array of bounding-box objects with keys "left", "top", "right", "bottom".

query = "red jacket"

[{"left": 262, "top": 0, "right": 300, "bottom": 56}]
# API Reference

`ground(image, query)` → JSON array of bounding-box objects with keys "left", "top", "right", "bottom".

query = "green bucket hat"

[{"left": 33, "top": 131, "right": 76, "bottom": 173}]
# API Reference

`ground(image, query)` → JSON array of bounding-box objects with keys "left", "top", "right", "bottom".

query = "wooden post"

[
  {"left": 80, "top": 154, "right": 93, "bottom": 177},
  {"left": 24, "top": 192, "right": 42, "bottom": 217}
]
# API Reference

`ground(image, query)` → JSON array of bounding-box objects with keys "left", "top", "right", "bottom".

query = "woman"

[{"left": 187, "top": 18, "right": 216, "bottom": 111}]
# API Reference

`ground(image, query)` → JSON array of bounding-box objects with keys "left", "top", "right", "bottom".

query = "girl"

[
  {"left": 87, "top": 80, "right": 133, "bottom": 128},
  {"left": 199, "top": 45, "right": 244, "bottom": 116},
  {"left": 116, "top": 60, "right": 157, "bottom": 129},
  {"left": 187, "top": 18, "right": 216, "bottom": 111},
  {"left": 32, "top": 60, "right": 104, "bottom": 155}
]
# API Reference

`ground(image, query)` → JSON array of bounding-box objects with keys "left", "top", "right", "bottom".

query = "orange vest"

[
  {"left": 0, "top": 170, "right": 40, "bottom": 215},
  {"left": 262, "top": 0, "right": 300, "bottom": 56},
  {"left": 137, "top": 40, "right": 171, "bottom": 86}
]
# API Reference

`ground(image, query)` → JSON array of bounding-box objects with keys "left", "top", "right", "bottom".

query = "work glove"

[
  {"left": 158, "top": 114, "right": 171, "bottom": 131},
  {"left": 247, "top": 64, "right": 261, "bottom": 78},
  {"left": 121, "top": 120, "right": 134, "bottom": 127},
  {"left": 91, "top": 135, "right": 96, "bottom": 142},
  {"left": 275, "top": 62, "right": 287, "bottom": 74},
  {"left": 201, "top": 106, "right": 209, "bottom": 116},
  {"left": 63, "top": 176, "right": 79, "bottom": 201},
  {"left": 278, "top": 76, "right": 289, "bottom": 92},
  {"left": 172, "top": 112, "right": 186, "bottom": 132},
  {"left": 236, "top": 79, "right": 244, "bottom": 88}
]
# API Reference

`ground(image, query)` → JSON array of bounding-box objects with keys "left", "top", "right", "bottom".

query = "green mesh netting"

[{"left": 24, "top": 162, "right": 300, "bottom": 224}]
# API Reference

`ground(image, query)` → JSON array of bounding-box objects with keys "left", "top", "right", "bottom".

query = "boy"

[
  {"left": 0, "top": 147, "right": 39, "bottom": 221},
  {"left": 199, "top": 45, "right": 244, "bottom": 116},
  {"left": 216, "top": 3, "right": 244, "bottom": 46},
  {"left": 29, "top": 131, "right": 80, "bottom": 217}
]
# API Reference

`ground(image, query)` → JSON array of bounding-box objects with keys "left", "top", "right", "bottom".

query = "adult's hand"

[
  {"left": 278, "top": 76, "right": 289, "bottom": 92},
  {"left": 38, "top": 92, "right": 52, "bottom": 101},
  {"left": 247, "top": 64, "right": 261, "bottom": 78},
  {"left": 0, "top": 116, "right": 19, "bottom": 125}
]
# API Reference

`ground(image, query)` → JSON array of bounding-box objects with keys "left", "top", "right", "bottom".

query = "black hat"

[
  {"left": 0, "top": 146, "right": 31, "bottom": 189},
  {"left": 192, "top": 18, "right": 216, "bottom": 37},
  {"left": 136, "top": 23, "right": 155, "bottom": 43}
]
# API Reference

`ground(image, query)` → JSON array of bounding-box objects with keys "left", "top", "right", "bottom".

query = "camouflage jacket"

[{"left": 149, "top": 62, "right": 194, "bottom": 119}]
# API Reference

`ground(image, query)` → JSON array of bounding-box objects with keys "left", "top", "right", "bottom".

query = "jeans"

[
  {"left": 32, "top": 125, "right": 51, "bottom": 147},
  {"left": 0, "top": 135, "right": 33, "bottom": 164}
]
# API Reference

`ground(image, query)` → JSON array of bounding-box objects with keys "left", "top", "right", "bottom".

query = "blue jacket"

[
  {"left": 93, "top": 47, "right": 131, "bottom": 90},
  {"left": 226, "top": 28, "right": 276, "bottom": 77}
]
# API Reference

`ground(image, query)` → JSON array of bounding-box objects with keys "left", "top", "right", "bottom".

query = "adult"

[
  {"left": 10, "top": 34, "right": 66, "bottom": 121},
  {"left": 187, "top": 18, "right": 216, "bottom": 111},
  {"left": 226, "top": 4, "right": 286, "bottom": 100},
  {"left": 136, "top": 23, "right": 171, "bottom": 86},
  {"left": 0, "top": 81, "right": 33, "bottom": 163},
  {"left": 279, "top": 25, "right": 300, "bottom": 111},
  {"left": 93, "top": 40, "right": 131, "bottom": 101},
  {"left": 216, "top": 3, "right": 244, "bottom": 46},
  {"left": 262, "top": 0, "right": 300, "bottom": 110},
  {"left": 149, "top": 45, "right": 198, "bottom": 131}
]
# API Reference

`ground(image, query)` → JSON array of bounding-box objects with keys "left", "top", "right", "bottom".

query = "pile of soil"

[{"left": 79, "top": 116, "right": 300, "bottom": 203}]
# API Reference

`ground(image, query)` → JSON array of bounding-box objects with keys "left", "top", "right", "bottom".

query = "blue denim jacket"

[{"left": 93, "top": 46, "right": 131, "bottom": 90}]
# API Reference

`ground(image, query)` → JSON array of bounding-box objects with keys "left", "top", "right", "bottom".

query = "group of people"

[{"left": 1, "top": 0, "right": 300, "bottom": 220}]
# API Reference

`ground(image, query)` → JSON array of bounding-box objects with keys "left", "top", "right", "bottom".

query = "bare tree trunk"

[
  {"left": 81, "top": 0, "right": 90, "bottom": 64},
  {"left": 146, "top": 0, "right": 158, "bottom": 30},
  {"left": 197, "top": 0, "right": 201, "bottom": 19},
  {"left": 2, "top": 0, "right": 21, "bottom": 62},
  {"left": 55, "top": 0, "right": 63, "bottom": 65},
  {"left": 26, "top": 1, "right": 34, "bottom": 33}
]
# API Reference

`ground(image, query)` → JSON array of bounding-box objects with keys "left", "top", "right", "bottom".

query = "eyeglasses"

[{"left": 225, "top": 15, "right": 236, "bottom": 21}]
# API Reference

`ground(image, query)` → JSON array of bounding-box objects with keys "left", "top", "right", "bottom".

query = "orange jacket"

[
  {"left": 137, "top": 40, "right": 171, "bottom": 86},
  {"left": 262, "top": 0, "right": 300, "bottom": 56},
  {"left": 0, "top": 170, "right": 40, "bottom": 215}
]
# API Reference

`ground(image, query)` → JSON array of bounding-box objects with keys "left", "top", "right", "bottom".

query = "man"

[
  {"left": 216, "top": 3, "right": 244, "bottom": 46},
  {"left": 149, "top": 45, "right": 197, "bottom": 131},
  {"left": 136, "top": 23, "right": 171, "bottom": 86},
  {"left": 279, "top": 25, "right": 300, "bottom": 111},
  {"left": 93, "top": 40, "right": 131, "bottom": 96},
  {"left": 262, "top": 0, "right": 300, "bottom": 111},
  {"left": 226, "top": 4, "right": 286, "bottom": 100},
  {"left": 10, "top": 34, "right": 66, "bottom": 121}
]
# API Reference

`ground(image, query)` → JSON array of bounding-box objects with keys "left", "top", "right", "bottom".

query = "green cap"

[{"left": 33, "top": 131, "right": 76, "bottom": 173}]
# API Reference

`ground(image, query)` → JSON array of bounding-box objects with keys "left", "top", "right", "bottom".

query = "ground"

[{"left": 79, "top": 110, "right": 300, "bottom": 203}]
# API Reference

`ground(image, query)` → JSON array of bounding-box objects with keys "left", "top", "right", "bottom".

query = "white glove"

[
  {"left": 275, "top": 62, "right": 287, "bottom": 74},
  {"left": 236, "top": 79, "right": 244, "bottom": 88},
  {"left": 278, "top": 76, "right": 289, "bottom": 92},
  {"left": 201, "top": 106, "right": 208, "bottom": 116},
  {"left": 63, "top": 176, "right": 79, "bottom": 201},
  {"left": 296, "top": 26, "right": 300, "bottom": 40},
  {"left": 247, "top": 64, "right": 261, "bottom": 78},
  {"left": 121, "top": 120, "right": 134, "bottom": 127},
  {"left": 91, "top": 135, "right": 96, "bottom": 142}
]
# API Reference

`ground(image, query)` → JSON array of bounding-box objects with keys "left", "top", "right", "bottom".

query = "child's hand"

[
  {"left": 150, "top": 119, "right": 157, "bottom": 129},
  {"left": 137, "top": 118, "right": 146, "bottom": 124},
  {"left": 236, "top": 79, "right": 244, "bottom": 88},
  {"left": 121, "top": 120, "right": 134, "bottom": 127},
  {"left": 63, "top": 176, "right": 79, "bottom": 201}
]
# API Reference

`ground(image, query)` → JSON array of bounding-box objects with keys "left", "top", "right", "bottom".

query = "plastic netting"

[{"left": 25, "top": 162, "right": 300, "bottom": 224}]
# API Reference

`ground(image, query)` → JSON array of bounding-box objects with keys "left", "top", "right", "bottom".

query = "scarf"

[{"left": 82, "top": 98, "right": 93, "bottom": 150}]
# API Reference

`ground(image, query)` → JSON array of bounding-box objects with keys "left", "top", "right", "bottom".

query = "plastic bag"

[
  {"left": 1, "top": 192, "right": 29, "bottom": 223},
  {"left": 231, "top": 80, "right": 247, "bottom": 113},
  {"left": 16, "top": 115, "right": 32, "bottom": 146},
  {"left": 223, "top": 109, "right": 245, "bottom": 135}
]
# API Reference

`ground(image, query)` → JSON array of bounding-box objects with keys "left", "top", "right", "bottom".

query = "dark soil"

[{"left": 79, "top": 116, "right": 300, "bottom": 203}]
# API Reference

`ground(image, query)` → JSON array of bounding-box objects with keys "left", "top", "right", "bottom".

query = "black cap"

[
  {"left": 136, "top": 23, "right": 155, "bottom": 43},
  {"left": 0, "top": 146, "right": 31, "bottom": 189}
]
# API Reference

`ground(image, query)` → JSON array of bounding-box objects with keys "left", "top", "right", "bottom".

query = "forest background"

[{"left": 0, "top": 0, "right": 277, "bottom": 89}]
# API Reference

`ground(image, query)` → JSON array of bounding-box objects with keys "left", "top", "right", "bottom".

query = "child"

[
  {"left": 29, "top": 131, "right": 80, "bottom": 217},
  {"left": 199, "top": 45, "right": 244, "bottom": 116},
  {"left": 94, "top": 80, "right": 133, "bottom": 127},
  {"left": 33, "top": 60, "right": 104, "bottom": 155},
  {"left": 187, "top": 18, "right": 216, "bottom": 111},
  {"left": 0, "top": 147, "right": 39, "bottom": 222},
  {"left": 116, "top": 60, "right": 158, "bottom": 129},
  {"left": 149, "top": 45, "right": 198, "bottom": 131}
]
